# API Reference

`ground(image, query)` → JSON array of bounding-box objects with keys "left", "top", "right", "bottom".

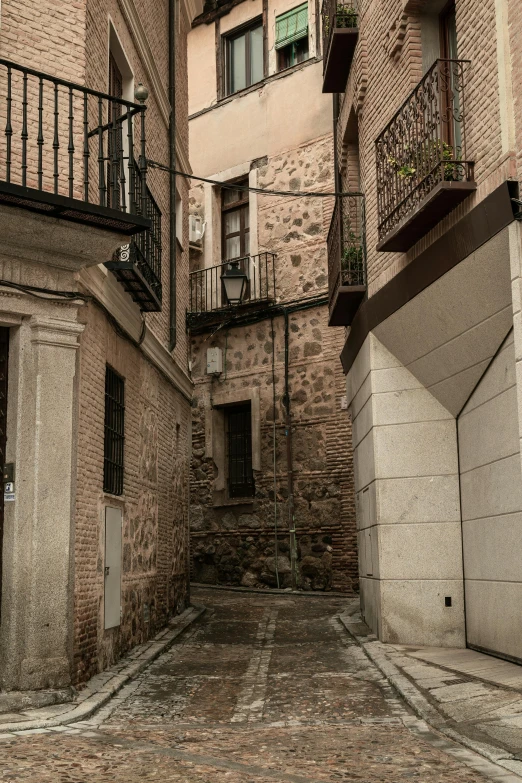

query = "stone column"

[
  {"left": 0, "top": 314, "right": 84, "bottom": 690},
  {"left": 347, "top": 333, "right": 465, "bottom": 647}
]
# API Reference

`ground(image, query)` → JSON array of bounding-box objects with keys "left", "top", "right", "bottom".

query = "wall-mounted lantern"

[{"left": 221, "top": 261, "right": 248, "bottom": 306}]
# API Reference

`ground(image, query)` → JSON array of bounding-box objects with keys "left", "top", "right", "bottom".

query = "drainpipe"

[
  {"left": 283, "top": 309, "right": 297, "bottom": 590},
  {"left": 333, "top": 93, "right": 341, "bottom": 193},
  {"left": 169, "top": 0, "right": 177, "bottom": 352}
]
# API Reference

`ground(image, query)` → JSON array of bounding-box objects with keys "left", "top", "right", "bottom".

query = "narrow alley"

[{"left": 0, "top": 589, "right": 506, "bottom": 782}]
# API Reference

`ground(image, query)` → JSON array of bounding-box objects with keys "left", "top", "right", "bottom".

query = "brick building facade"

[
  {"left": 0, "top": 0, "right": 202, "bottom": 691},
  {"left": 323, "top": 0, "right": 522, "bottom": 658},
  {"left": 187, "top": 0, "right": 358, "bottom": 592}
]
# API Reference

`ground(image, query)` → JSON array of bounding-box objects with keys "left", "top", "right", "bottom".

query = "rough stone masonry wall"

[
  {"left": 190, "top": 307, "right": 357, "bottom": 592},
  {"left": 189, "top": 135, "right": 358, "bottom": 593},
  {"left": 73, "top": 301, "right": 191, "bottom": 685},
  {"left": 341, "top": 0, "right": 510, "bottom": 299}
]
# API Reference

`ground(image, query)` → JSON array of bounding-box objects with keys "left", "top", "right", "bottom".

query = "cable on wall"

[{"left": 147, "top": 159, "right": 363, "bottom": 199}]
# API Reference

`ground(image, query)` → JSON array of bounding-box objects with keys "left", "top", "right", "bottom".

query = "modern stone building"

[
  {"left": 186, "top": 0, "right": 358, "bottom": 591},
  {"left": 0, "top": 0, "right": 202, "bottom": 691},
  {"left": 324, "top": 0, "right": 522, "bottom": 659}
]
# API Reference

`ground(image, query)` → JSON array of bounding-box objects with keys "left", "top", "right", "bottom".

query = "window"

[
  {"left": 275, "top": 3, "right": 309, "bottom": 72},
  {"left": 225, "top": 21, "right": 264, "bottom": 95},
  {"left": 440, "top": 0, "right": 457, "bottom": 60},
  {"left": 222, "top": 181, "right": 250, "bottom": 260},
  {"left": 104, "top": 366, "right": 125, "bottom": 496},
  {"left": 108, "top": 52, "right": 124, "bottom": 209},
  {"left": 226, "top": 404, "right": 255, "bottom": 498},
  {"left": 439, "top": 2, "right": 461, "bottom": 150}
]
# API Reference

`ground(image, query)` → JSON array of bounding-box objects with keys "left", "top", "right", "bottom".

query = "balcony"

[
  {"left": 105, "top": 185, "right": 162, "bottom": 312},
  {"left": 0, "top": 58, "right": 150, "bottom": 235},
  {"left": 187, "top": 253, "right": 276, "bottom": 331},
  {"left": 327, "top": 194, "right": 366, "bottom": 326},
  {"left": 376, "top": 59, "right": 476, "bottom": 252},
  {"left": 321, "top": 0, "right": 359, "bottom": 93}
]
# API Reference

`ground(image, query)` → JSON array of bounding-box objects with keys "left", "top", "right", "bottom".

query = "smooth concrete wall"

[
  {"left": 458, "top": 330, "right": 522, "bottom": 661},
  {"left": 348, "top": 334, "right": 465, "bottom": 647},
  {"left": 373, "top": 229, "right": 513, "bottom": 418}
]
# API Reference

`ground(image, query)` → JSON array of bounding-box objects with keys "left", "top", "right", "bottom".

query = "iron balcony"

[
  {"left": 187, "top": 252, "right": 277, "bottom": 331},
  {"left": 327, "top": 194, "right": 366, "bottom": 326},
  {"left": 375, "top": 58, "right": 476, "bottom": 252},
  {"left": 0, "top": 58, "right": 164, "bottom": 311},
  {"left": 321, "top": 0, "right": 359, "bottom": 93},
  {"left": 0, "top": 57, "right": 150, "bottom": 234}
]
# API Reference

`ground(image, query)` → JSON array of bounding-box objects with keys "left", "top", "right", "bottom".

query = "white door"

[{"left": 104, "top": 506, "right": 122, "bottom": 630}]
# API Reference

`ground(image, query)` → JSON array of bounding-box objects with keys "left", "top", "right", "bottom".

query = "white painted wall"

[{"left": 189, "top": 59, "right": 331, "bottom": 176}]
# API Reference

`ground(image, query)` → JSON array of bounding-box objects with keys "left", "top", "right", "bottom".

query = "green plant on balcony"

[
  {"left": 388, "top": 140, "right": 462, "bottom": 182},
  {"left": 341, "top": 231, "right": 364, "bottom": 284},
  {"left": 336, "top": 4, "right": 357, "bottom": 27},
  {"left": 324, "top": 4, "right": 357, "bottom": 38}
]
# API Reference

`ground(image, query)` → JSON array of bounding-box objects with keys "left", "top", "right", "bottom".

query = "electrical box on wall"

[
  {"left": 206, "top": 347, "right": 223, "bottom": 375},
  {"left": 189, "top": 214, "right": 205, "bottom": 244}
]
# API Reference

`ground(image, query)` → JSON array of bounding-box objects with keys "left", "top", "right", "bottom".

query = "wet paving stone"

[{"left": 0, "top": 589, "right": 495, "bottom": 781}]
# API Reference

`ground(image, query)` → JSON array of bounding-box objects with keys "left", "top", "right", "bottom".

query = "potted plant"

[
  {"left": 336, "top": 4, "right": 357, "bottom": 28},
  {"left": 341, "top": 231, "right": 364, "bottom": 285},
  {"left": 387, "top": 139, "right": 462, "bottom": 183}
]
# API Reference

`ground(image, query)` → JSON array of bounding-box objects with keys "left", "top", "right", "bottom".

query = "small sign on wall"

[{"left": 4, "top": 482, "right": 15, "bottom": 502}]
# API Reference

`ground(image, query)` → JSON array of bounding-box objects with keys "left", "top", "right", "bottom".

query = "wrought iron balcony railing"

[
  {"left": 187, "top": 253, "right": 276, "bottom": 329},
  {"left": 0, "top": 58, "right": 150, "bottom": 235},
  {"left": 327, "top": 194, "right": 366, "bottom": 326},
  {"left": 321, "top": 0, "right": 358, "bottom": 93},
  {"left": 105, "top": 181, "right": 162, "bottom": 312},
  {"left": 376, "top": 59, "right": 476, "bottom": 252}
]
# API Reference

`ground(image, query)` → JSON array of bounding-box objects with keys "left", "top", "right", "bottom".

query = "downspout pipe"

[
  {"left": 333, "top": 93, "right": 341, "bottom": 193},
  {"left": 169, "top": 0, "right": 177, "bottom": 351},
  {"left": 283, "top": 309, "right": 297, "bottom": 590}
]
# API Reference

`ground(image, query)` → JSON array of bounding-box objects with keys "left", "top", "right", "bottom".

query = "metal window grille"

[
  {"left": 104, "top": 366, "right": 125, "bottom": 496},
  {"left": 226, "top": 404, "right": 255, "bottom": 498}
]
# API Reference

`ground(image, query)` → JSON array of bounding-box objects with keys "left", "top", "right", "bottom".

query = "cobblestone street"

[{"left": 0, "top": 589, "right": 509, "bottom": 782}]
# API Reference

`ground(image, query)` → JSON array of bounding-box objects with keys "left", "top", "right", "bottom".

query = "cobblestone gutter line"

[
  {"left": 339, "top": 614, "right": 522, "bottom": 783},
  {"left": 231, "top": 608, "right": 278, "bottom": 723},
  {"left": 0, "top": 605, "right": 206, "bottom": 734}
]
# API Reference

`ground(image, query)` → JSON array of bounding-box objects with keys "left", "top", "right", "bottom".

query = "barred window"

[
  {"left": 104, "top": 366, "right": 125, "bottom": 495},
  {"left": 226, "top": 404, "right": 255, "bottom": 498}
]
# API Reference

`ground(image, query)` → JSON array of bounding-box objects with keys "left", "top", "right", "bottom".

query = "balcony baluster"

[
  {"left": 327, "top": 194, "right": 366, "bottom": 326},
  {"left": 375, "top": 58, "right": 476, "bottom": 252}
]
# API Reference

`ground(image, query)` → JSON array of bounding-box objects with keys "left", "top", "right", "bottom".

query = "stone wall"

[
  {"left": 0, "top": 0, "right": 197, "bottom": 687},
  {"left": 188, "top": 132, "right": 358, "bottom": 592},
  {"left": 190, "top": 306, "right": 357, "bottom": 592},
  {"left": 73, "top": 301, "right": 191, "bottom": 685}
]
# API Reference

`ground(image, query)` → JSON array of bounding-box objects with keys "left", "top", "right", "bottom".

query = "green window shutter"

[{"left": 275, "top": 3, "right": 308, "bottom": 50}]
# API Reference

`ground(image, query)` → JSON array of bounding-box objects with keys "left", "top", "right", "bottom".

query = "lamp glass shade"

[{"left": 221, "top": 265, "right": 247, "bottom": 305}]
